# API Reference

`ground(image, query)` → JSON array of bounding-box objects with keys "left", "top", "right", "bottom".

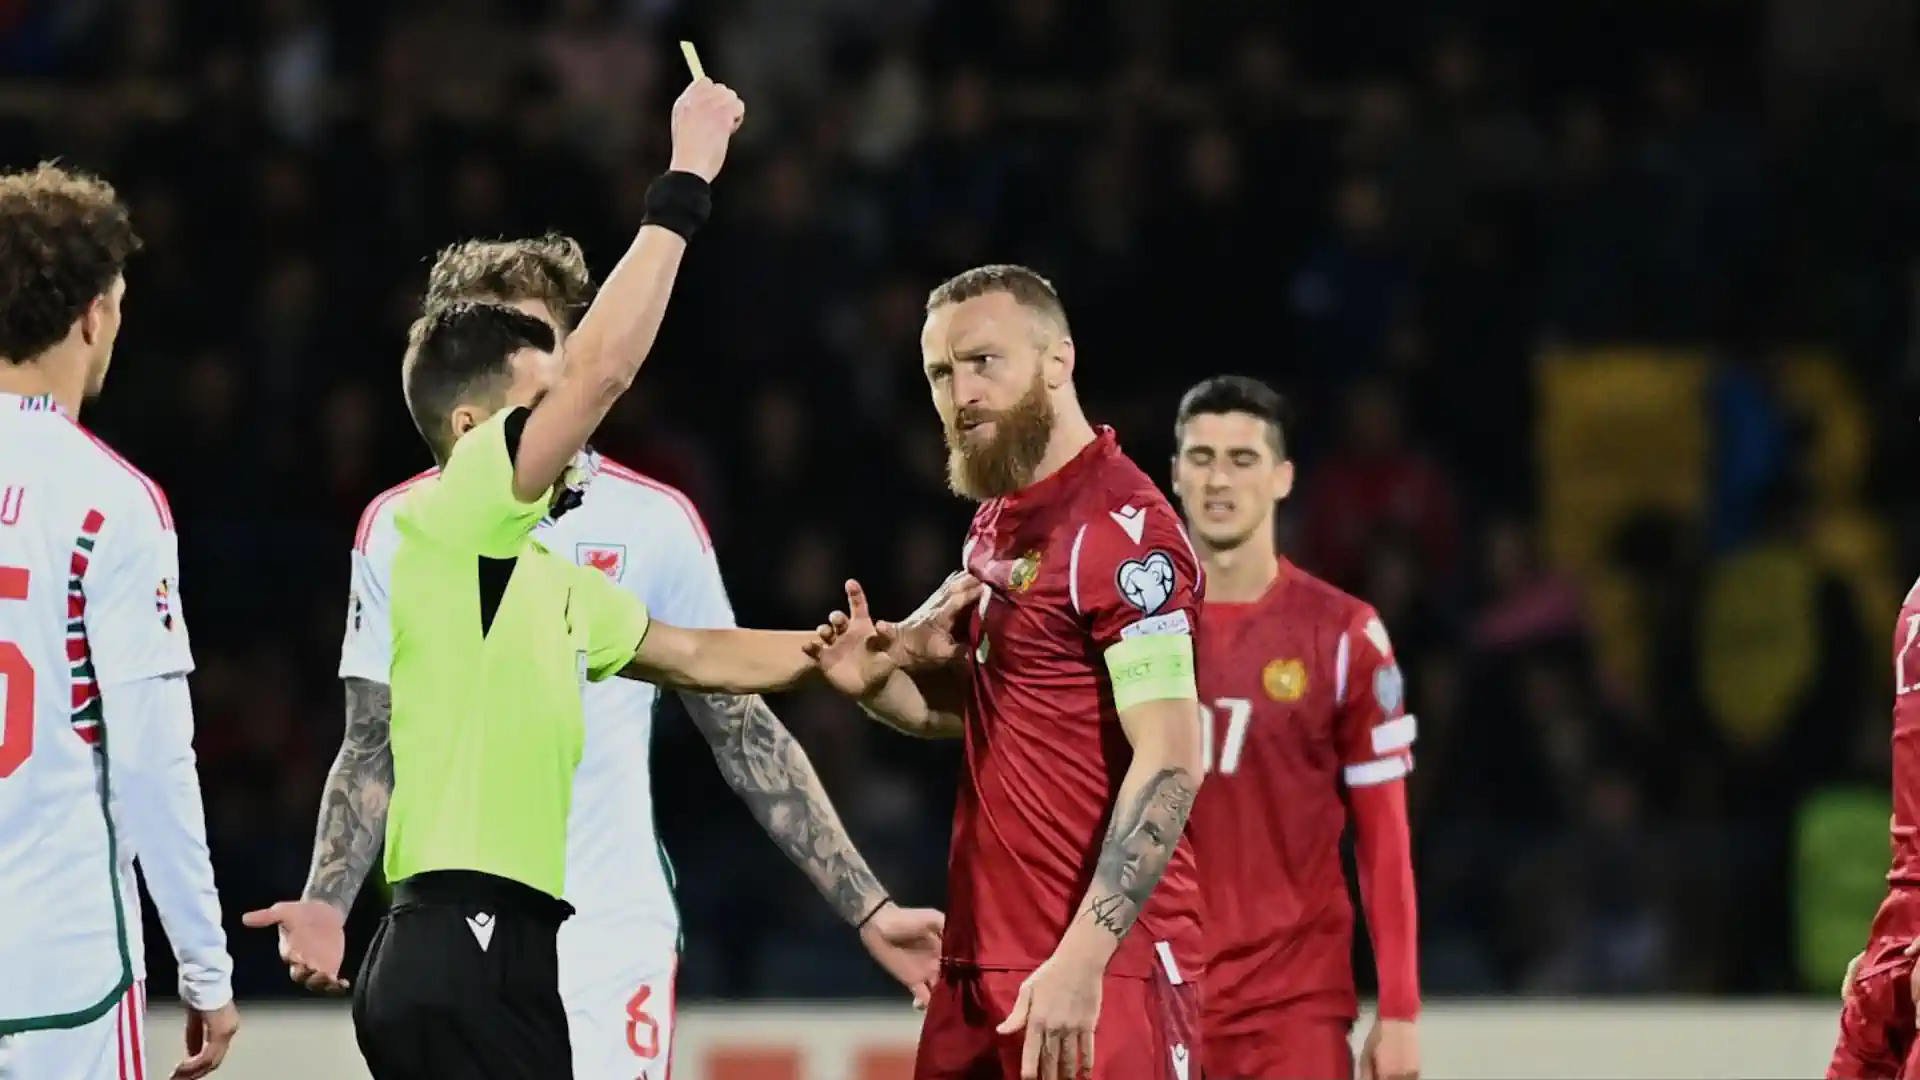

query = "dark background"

[{"left": 4, "top": 0, "right": 1918, "bottom": 1000}]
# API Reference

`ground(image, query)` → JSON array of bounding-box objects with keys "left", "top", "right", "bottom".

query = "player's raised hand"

[
  {"left": 878, "top": 570, "right": 982, "bottom": 669},
  {"left": 996, "top": 951, "right": 1103, "bottom": 1080},
  {"left": 241, "top": 899, "right": 349, "bottom": 993},
  {"left": 806, "top": 579, "right": 900, "bottom": 697},
  {"left": 1359, "top": 1017, "right": 1420, "bottom": 1080},
  {"left": 668, "top": 78, "right": 746, "bottom": 182},
  {"left": 172, "top": 1001, "right": 239, "bottom": 1079},
  {"left": 857, "top": 902, "right": 946, "bottom": 1009}
]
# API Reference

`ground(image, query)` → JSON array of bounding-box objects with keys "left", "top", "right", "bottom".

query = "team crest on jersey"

[
  {"left": 577, "top": 543, "right": 626, "bottom": 582},
  {"left": 155, "top": 577, "right": 179, "bottom": 632},
  {"left": 1263, "top": 658, "right": 1307, "bottom": 702},
  {"left": 1116, "top": 550, "right": 1177, "bottom": 614},
  {"left": 1008, "top": 550, "right": 1042, "bottom": 592}
]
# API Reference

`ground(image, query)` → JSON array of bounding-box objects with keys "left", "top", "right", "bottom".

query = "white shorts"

[
  {"left": 565, "top": 955, "right": 679, "bottom": 1080},
  {"left": 0, "top": 982, "right": 144, "bottom": 1080}
]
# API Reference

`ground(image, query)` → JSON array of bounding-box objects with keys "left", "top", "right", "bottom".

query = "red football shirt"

[
  {"left": 947, "top": 428, "right": 1206, "bottom": 980},
  {"left": 1857, "top": 579, "right": 1920, "bottom": 964},
  {"left": 1186, "top": 562, "right": 1416, "bottom": 1032}
]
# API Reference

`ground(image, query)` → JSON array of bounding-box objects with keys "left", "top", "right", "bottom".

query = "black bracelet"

[
  {"left": 641, "top": 171, "right": 713, "bottom": 240},
  {"left": 855, "top": 896, "right": 892, "bottom": 930}
]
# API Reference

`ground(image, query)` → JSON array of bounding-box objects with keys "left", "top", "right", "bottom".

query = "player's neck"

[
  {"left": 0, "top": 353, "right": 83, "bottom": 417},
  {"left": 1028, "top": 409, "right": 1098, "bottom": 486},
  {"left": 1200, "top": 536, "right": 1282, "bottom": 603}
]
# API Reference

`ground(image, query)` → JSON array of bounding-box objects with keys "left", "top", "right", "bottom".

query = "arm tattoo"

[
  {"left": 302, "top": 677, "right": 394, "bottom": 915},
  {"left": 1084, "top": 767, "right": 1199, "bottom": 940},
  {"left": 681, "top": 690, "right": 888, "bottom": 925}
]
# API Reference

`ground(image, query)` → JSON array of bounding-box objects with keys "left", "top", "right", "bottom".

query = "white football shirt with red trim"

[{"left": 0, "top": 392, "right": 191, "bottom": 1027}]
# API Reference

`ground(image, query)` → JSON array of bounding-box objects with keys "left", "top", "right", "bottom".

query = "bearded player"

[
  {"left": 810, "top": 265, "right": 1205, "bottom": 1080},
  {"left": 1171, "top": 376, "right": 1420, "bottom": 1080},
  {"left": 249, "top": 128, "right": 942, "bottom": 1079},
  {"left": 1830, "top": 575, "right": 1920, "bottom": 1080}
]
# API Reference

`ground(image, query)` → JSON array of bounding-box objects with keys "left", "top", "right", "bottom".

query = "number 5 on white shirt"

[{"left": 1198, "top": 697, "right": 1254, "bottom": 775}]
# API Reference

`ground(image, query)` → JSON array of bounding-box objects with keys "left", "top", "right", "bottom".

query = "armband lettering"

[{"left": 1103, "top": 633, "right": 1197, "bottom": 711}]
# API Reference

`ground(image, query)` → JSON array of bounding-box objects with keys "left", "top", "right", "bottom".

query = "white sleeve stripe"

[
  {"left": 1344, "top": 756, "right": 1410, "bottom": 787},
  {"left": 1372, "top": 714, "right": 1418, "bottom": 753},
  {"left": 1067, "top": 523, "right": 1089, "bottom": 614},
  {"left": 1334, "top": 631, "right": 1351, "bottom": 705}
]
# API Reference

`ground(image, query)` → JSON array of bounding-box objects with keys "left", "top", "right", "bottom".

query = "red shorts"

[
  {"left": 1205, "top": 1013, "right": 1353, "bottom": 1080},
  {"left": 1832, "top": 937, "right": 1918, "bottom": 1079},
  {"left": 915, "top": 966, "right": 1199, "bottom": 1080}
]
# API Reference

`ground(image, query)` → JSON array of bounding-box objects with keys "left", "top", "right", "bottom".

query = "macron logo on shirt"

[
  {"left": 1109, "top": 505, "right": 1146, "bottom": 544},
  {"left": 467, "top": 912, "right": 495, "bottom": 951}
]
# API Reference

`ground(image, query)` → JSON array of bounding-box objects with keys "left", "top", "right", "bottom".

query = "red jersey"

[
  {"left": 1187, "top": 562, "right": 1416, "bottom": 1032},
  {"left": 947, "top": 429, "right": 1206, "bottom": 981},
  {"left": 1859, "top": 578, "right": 1920, "bottom": 964}
]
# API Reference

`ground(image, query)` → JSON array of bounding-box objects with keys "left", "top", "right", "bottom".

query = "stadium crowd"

[{"left": 2, "top": 0, "right": 1916, "bottom": 1000}]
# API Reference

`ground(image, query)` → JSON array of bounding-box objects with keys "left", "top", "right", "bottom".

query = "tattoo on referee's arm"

[
  {"left": 681, "top": 691, "right": 888, "bottom": 925},
  {"left": 303, "top": 677, "right": 395, "bottom": 916},
  {"left": 1085, "top": 767, "right": 1198, "bottom": 940}
]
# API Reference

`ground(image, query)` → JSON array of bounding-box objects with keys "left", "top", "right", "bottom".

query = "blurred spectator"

[{"left": 4, "top": 0, "right": 1913, "bottom": 1000}]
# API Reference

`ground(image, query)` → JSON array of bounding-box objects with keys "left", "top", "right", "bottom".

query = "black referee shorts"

[{"left": 351, "top": 870, "right": 577, "bottom": 1080}]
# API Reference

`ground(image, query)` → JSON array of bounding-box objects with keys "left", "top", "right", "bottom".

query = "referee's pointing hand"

[{"left": 242, "top": 900, "right": 350, "bottom": 993}]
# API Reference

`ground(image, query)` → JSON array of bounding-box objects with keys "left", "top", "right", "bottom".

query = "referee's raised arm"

[{"left": 507, "top": 77, "right": 744, "bottom": 504}]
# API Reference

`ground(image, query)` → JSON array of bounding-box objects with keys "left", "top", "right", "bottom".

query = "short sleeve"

[
  {"left": 338, "top": 546, "right": 392, "bottom": 684},
  {"left": 86, "top": 506, "right": 194, "bottom": 687},
  {"left": 405, "top": 408, "right": 548, "bottom": 557},
  {"left": 1335, "top": 607, "right": 1417, "bottom": 787},
  {"left": 1070, "top": 499, "right": 1202, "bottom": 650},
  {"left": 571, "top": 562, "right": 652, "bottom": 681},
  {"left": 646, "top": 511, "right": 736, "bottom": 632}
]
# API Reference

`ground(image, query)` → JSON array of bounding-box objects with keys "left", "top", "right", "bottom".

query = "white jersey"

[
  {"left": 341, "top": 457, "right": 733, "bottom": 985},
  {"left": 0, "top": 393, "right": 193, "bottom": 1028}
]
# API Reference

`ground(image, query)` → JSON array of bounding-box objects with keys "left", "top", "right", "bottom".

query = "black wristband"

[
  {"left": 641, "top": 171, "right": 713, "bottom": 240},
  {"left": 856, "top": 896, "right": 892, "bottom": 930}
]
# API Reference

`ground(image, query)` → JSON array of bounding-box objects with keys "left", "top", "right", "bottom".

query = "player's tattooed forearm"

[
  {"left": 303, "top": 677, "right": 395, "bottom": 915},
  {"left": 682, "top": 691, "right": 888, "bottom": 924},
  {"left": 1085, "top": 767, "right": 1198, "bottom": 939}
]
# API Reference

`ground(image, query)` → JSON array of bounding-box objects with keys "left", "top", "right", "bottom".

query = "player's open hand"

[
  {"left": 172, "top": 1001, "right": 239, "bottom": 1080},
  {"left": 858, "top": 902, "right": 945, "bottom": 1009},
  {"left": 241, "top": 899, "right": 349, "bottom": 993},
  {"left": 995, "top": 951, "right": 1103, "bottom": 1080},
  {"left": 806, "top": 579, "right": 900, "bottom": 697},
  {"left": 1359, "top": 1017, "right": 1420, "bottom": 1080},
  {"left": 668, "top": 78, "right": 745, "bottom": 182},
  {"left": 885, "top": 570, "right": 982, "bottom": 669}
]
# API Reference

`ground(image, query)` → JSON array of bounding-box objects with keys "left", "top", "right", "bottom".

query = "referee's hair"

[
  {"left": 404, "top": 301, "right": 556, "bottom": 462},
  {"left": 1175, "top": 375, "right": 1289, "bottom": 460}
]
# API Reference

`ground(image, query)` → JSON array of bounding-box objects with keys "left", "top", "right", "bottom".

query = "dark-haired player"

[
  {"left": 810, "top": 265, "right": 1206, "bottom": 1080},
  {"left": 279, "top": 234, "right": 942, "bottom": 1079},
  {"left": 1172, "top": 376, "right": 1420, "bottom": 1080},
  {"left": 0, "top": 164, "right": 239, "bottom": 1078},
  {"left": 246, "top": 81, "right": 940, "bottom": 1080}
]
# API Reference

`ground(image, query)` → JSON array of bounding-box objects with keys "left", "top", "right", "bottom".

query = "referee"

[{"left": 256, "top": 79, "right": 834, "bottom": 1080}]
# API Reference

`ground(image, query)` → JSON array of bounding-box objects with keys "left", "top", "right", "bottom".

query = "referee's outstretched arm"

[
  {"left": 623, "top": 622, "right": 827, "bottom": 694},
  {"left": 568, "top": 560, "right": 823, "bottom": 695}
]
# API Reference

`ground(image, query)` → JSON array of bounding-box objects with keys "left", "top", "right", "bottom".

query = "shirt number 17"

[{"left": 1198, "top": 697, "right": 1255, "bottom": 776}]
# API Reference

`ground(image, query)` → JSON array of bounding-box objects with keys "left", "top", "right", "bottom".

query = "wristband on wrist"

[
  {"left": 856, "top": 896, "right": 892, "bottom": 930},
  {"left": 641, "top": 171, "right": 713, "bottom": 240}
]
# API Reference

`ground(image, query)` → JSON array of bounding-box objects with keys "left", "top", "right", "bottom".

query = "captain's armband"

[{"left": 1102, "top": 631, "right": 1197, "bottom": 711}]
